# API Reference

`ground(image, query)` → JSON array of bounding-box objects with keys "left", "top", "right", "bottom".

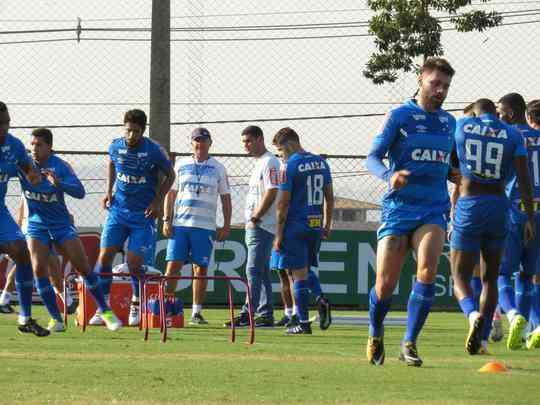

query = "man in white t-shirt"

[
  {"left": 225, "top": 126, "right": 279, "bottom": 327},
  {"left": 162, "top": 127, "right": 232, "bottom": 325}
]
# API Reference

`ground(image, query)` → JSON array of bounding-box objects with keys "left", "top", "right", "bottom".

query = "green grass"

[{"left": 0, "top": 308, "right": 538, "bottom": 404}]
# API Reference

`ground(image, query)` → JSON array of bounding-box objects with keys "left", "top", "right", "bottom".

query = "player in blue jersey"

[
  {"left": 20, "top": 128, "right": 122, "bottom": 331},
  {"left": 90, "top": 110, "right": 175, "bottom": 327},
  {"left": 450, "top": 99, "right": 535, "bottom": 355},
  {"left": 495, "top": 93, "right": 540, "bottom": 350},
  {"left": 525, "top": 100, "right": 540, "bottom": 349},
  {"left": 271, "top": 127, "right": 333, "bottom": 335},
  {"left": 0, "top": 101, "right": 50, "bottom": 336},
  {"left": 366, "top": 57, "right": 457, "bottom": 366}
]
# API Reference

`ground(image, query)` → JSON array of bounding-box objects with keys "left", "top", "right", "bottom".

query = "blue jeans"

[{"left": 241, "top": 226, "right": 274, "bottom": 318}]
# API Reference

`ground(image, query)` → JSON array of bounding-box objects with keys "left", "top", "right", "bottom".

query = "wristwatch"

[{"left": 250, "top": 216, "right": 261, "bottom": 224}]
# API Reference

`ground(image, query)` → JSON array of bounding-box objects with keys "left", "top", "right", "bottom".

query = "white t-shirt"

[
  {"left": 244, "top": 151, "right": 280, "bottom": 235},
  {"left": 171, "top": 156, "right": 230, "bottom": 231}
]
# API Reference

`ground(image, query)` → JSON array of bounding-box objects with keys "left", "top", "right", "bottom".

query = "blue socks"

[
  {"left": 14, "top": 264, "right": 33, "bottom": 320},
  {"left": 96, "top": 264, "right": 113, "bottom": 297},
  {"left": 404, "top": 281, "right": 435, "bottom": 343},
  {"left": 307, "top": 270, "right": 322, "bottom": 299},
  {"left": 530, "top": 284, "right": 540, "bottom": 330},
  {"left": 368, "top": 287, "right": 392, "bottom": 338},
  {"left": 497, "top": 274, "right": 516, "bottom": 314},
  {"left": 36, "top": 277, "right": 62, "bottom": 322},
  {"left": 515, "top": 273, "right": 533, "bottom": 320},
  {"left": 84, "top": 272, "right": 109, "bottom": 312},
  {"left": 470, "top": 276, "right": 482, "bottom": 311},
  {"left": 458, "top": 296, "right": 476, "bottom": 318},
  {"left": 293, "top": 279, "right": 310, "bottom": 323}
]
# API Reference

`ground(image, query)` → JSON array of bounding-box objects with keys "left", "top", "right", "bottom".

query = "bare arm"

[
  {"left": 322, "top": 183, "right": 334, "bottom": 239},
  {"left": 161, "top": 189, "right": 178, "bottom": 238},
  {"left": 514, "top": 155, "right": 536, "bottom": 242},
  {"left": 145, "top": 164, "right": 176, "bottom": 219},
  {"left": 251, "top": 188, "right": 278, "bottom": 220},
  {"left": 216, "top": 194, "right": 232, "bottom": 241},
  {"left": 102, "top": 159, "right": 115, "bottom": 210},
  {"left": 274, "top": 190, "right": 291, "bottom": 251}
]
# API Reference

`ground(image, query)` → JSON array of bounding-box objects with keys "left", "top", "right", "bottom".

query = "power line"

[{"left": 6, "top": 101, "right": 474, "bottom": 106}]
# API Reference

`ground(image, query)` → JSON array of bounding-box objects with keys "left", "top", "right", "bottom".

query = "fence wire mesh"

[{"left": 1, "top": 0, "right": 539, "bottom": 228}]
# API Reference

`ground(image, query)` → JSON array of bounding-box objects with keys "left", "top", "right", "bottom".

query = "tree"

[{"left": 364, "top": 0, "right": 502, "bottom": 84}]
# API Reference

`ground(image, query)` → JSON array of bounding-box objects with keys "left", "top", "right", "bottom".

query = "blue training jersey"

[
  {"left": 279, "top": 151, "right": 332, "bottom": 230},
  {"left": 454, "top": 113, "right": 526, "bottom": 184},
  {"left": 0, "top": 133, "right": 31, "bottom": 205},
  {"left": 366, "top": 99, "right": 456, "bottom": 213},
  {"left": 109, "top": 137, "right": 172, "bottom": 213},
  {"left": 19, "top": 154, "right": 85, "bottom": 228},
  {"left": 505, "top": 123, "right": 540, "bottom": 223}
]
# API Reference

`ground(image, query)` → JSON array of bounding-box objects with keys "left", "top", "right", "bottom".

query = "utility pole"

[{"left": 149, "top": 0, "right": 170, "bottom": 151}]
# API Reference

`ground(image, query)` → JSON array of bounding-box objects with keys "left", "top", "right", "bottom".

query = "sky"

[{"left": 1, "top": 0, "right": 539, "bottom": 226}]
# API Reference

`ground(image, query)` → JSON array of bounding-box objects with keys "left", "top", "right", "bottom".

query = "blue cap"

[{"left": 191, "top": 127, "right": 211, "bottom": 140}]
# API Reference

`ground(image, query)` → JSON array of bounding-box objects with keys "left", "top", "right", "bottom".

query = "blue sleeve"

[
  {"left": 366, "top": 110, "right": 400, "bottom": 183},
  {"left": 14, "top": 138, "right": 31, "bottom": 168},
  {"left": 57, "top": 161, "right": 85, "bottom": 199},
  {"left": 279, "top": 162, "right": 295, "bottom": 192},
  {"left": 152, "top": 142, "right": 173, "bottom": 172},
  {"left": 512, "top": 128, "right": 527, "bottom": 157}
]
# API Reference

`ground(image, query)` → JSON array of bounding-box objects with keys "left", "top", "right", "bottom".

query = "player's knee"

[
  {"left": 416, "top": 267, "right": 437, "bottom": 283},
  {"left": 193, "top": 265, "right": 207, "bottom": 276}
]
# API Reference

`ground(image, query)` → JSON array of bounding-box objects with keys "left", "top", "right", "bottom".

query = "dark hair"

[
  {"left": 0, "top": 101, "right": 7, "bottom": 112},
  {"left": 527, "top": 99, "right": 540, "bottom": 126},
  {"left": 498, "top": 93, "right": 526, "bottom": 119},
  {"left": 31, "top": 127, "right": 53, "bottom": 146},
  {"left": 421, "top": 57, "right": 455, "bottom": 78},
  {"left": 474, "top": 98, "right": 497, "bottom": 116},
  {"left": 463, "top": 102, "right": 476, "bottom": 116},
  {"left": 124, "top": 109, "right": 147, "bottom": 131},
  {"left": 272, "top": 127, "right": 300, "bottom": 146},
  {"left": 241, "top": 125, "right": 263, "bottom": 138}
]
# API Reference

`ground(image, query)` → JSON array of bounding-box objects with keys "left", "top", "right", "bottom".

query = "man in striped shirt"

[{"left": 163, "top": 128, "right": 232, "bottom": 325}]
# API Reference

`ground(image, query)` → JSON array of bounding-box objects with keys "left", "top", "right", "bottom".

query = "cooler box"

[{"left": 143, "top": 297, "right": 184, "bottom": 329}]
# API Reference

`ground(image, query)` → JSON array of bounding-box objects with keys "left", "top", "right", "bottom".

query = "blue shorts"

[
  {"left": 26, "top": 222, "right": 78, "bottom": 249},
  {"left": 499, "top": 217, "right": 540, "bottom": 276},
  {"left": 101, "top": 209, "right": 156, "bottom": 259},
  {"left": 377, "top": 207, "right": 447, "bottom": 240},
  {"left": 0, "top": 208, "right": 25, "bottom": 246},
  {"left": 165, "top": 226, "right": 215, "bottom": 268},
  {"left": 450, "top": 195, "right": 509, "bottom": 253},
  {"left": 274, "top": 223, "right": 321, "bottom": 270}
]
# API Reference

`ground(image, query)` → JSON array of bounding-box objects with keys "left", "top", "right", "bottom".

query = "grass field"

[{"left": 0, "top": 307, "right": 538, "bottom": 404}]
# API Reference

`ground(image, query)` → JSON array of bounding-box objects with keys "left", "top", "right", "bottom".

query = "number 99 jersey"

[
  {"left": 279, "top": 151, "right": 332, "bottom": 230},
  {"left": 454, "top": 113, "right": 526, "bottom": 184}
]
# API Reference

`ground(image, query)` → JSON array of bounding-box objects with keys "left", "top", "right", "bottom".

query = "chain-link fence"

[{"left": 2, "top": 1, "right": 539, "bottom": 227}]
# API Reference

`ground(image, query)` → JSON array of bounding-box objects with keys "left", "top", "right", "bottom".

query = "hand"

[
  {"left": 322, "top": 226, "right": 331, "bottom": 240},
  {"left": 273, "top": 235, "right": 283, "bottom": 252},
  {"left": 26, "top": 170, "right": 41, "bottom": 186},
  {"left": 524, "top": 218, "right": 536, "bottom": 243},
  {"left": 216, "top": 225, "right": 230, "bottom": 241},
  {"left": 41, "top": 169, "right": 59, "bottom": 187},
  {"left": 145, "top": 199, "right": 161, "bottom": 219},
  {"left": 390, "top": 170, "right": 410, "bottom": 190},
  {"left": 102, "top": 193, "right": 113, "bottom": 210},
  {"left": 162, "top": 221, "right": 173, "bottom": 238},
  {"left": 448, "top": 168, "right": 461, "bottom": 184}
]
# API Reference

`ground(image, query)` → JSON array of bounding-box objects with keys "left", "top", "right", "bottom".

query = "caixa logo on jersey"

[{"left": 411, "top": 148, "right": 450, "bottom": 164}]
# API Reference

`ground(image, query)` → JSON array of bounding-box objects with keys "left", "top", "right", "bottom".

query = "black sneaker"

[
  {"left": 189, "top": 313, "right": 208, "bottom": 325},
  {"left": 399, "top": 341, "right": 423, "bottom": 367},
  {"left": 274, "top": 314, "right": 290, "bottom": 327},
  {"left": 286, "top": 322, "right": 312, "bottom": 335},
  {"left": 18, "top": 318, "right": 50, "bottom": 337},
  {"left": 317, "top": 296, "right": 332, "bottom": 330},
  {"left": 285, "top": 314, "right": 299, "bottom": 328},
  {"left": 466, "top": 316, "right": 484, "bottom": 355},
  {"left": 255, "top": 316, "right": 274, "bottom": 327},
  {"left": 0, "top": 304, "right": 15, "bottom": 314},
  {"left": 366, "top": 336, "right": 385, "bottom": 366},
  {"left": 223, "top": 313, "right": 249, "bottom": 328}
]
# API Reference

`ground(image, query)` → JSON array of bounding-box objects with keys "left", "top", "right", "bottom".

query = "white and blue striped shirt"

[{"left": 171, "top": 156, "right": 230, "bottom": 231}]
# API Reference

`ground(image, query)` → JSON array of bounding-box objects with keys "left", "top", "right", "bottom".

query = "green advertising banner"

[{"left": 154, "top": 229, "right": 460, "bottom": 311}]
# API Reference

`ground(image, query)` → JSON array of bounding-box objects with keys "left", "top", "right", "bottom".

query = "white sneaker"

[
  {"left": 47, "top": 318, "right": 66, "bottom": 332},
  {"left": 89, "top": 311, "right": 105, "bottom": 326},
  {"left": 128, "top": 304, "right": 140, "bottom": 326},
  {"left": 102, "top": 310, "right": 122, "bottom": 331}
]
